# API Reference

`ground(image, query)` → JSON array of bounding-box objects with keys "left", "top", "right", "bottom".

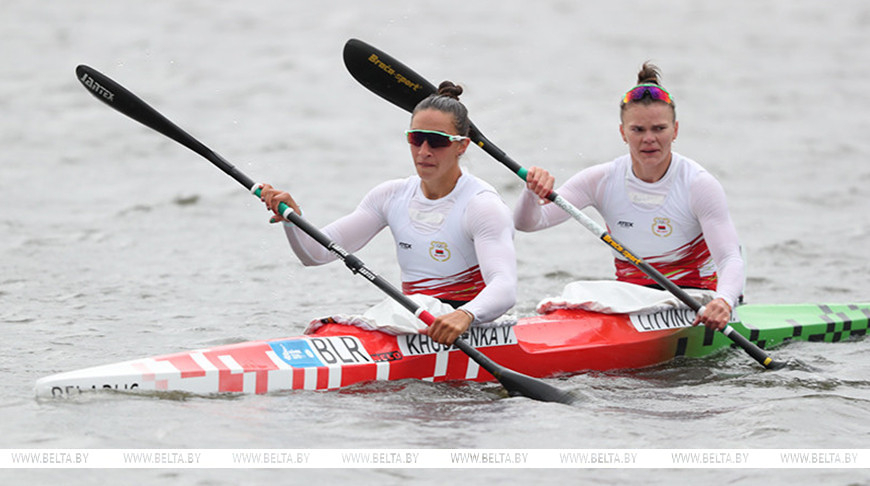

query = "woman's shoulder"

[
  {"left": 359, "top": 177, "right": 417, "bottom": 214},
  {"left": 670, "top": 154, "right": 730, "bottom": 205},
  {"left": 582, "top": 155, "right": 627, "bottom": 178},
  {"left": 672, "top": 152, "right": 708, "bottom": 173},
  {"left": 369, "top": 176, "right": 417, "bottom": 196},
  {"left": 671, "top": 153, "right": 720, "bottom": 184},
  {"left": 458, "top": 169, "right": 498, "bottom": 193},
  {"left": 563, "top": 157, "right": 618, "bottom": 190}
]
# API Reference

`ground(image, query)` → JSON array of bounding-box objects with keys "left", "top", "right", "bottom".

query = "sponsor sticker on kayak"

[
  {"left": 629, "top": 309, "right": 696, "bottom": 332},
  {"left": 398, "top": 325, "right": 517, "bottom": 356},
  {"left": 269, "top": 336, "right": 374, "bottom": 367}
]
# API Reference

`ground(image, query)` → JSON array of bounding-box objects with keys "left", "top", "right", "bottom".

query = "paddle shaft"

[
  {"left": 76, "top": 64, "right": 577, "bottom": 403},
  {"left": 343, "top": 38, "right": 785, "bottom": 370}
]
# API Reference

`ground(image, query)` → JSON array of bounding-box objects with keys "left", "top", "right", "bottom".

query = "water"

[{"left": 2, "top": 0, "right": 870, "bottom": 483}]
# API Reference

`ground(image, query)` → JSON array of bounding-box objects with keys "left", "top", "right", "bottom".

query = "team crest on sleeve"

[
  {"left": 652, "top": 217, "right": 673, "bottom": 237},
  {"left": 429, "top": 241, "right": 451, "bottom": 262}
]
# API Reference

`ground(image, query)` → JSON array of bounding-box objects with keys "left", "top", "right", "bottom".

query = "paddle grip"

[{"left": 417, "top": 310, "right": 436, "bottom": 326}]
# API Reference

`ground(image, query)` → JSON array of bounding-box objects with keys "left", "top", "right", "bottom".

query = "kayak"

[{"left": 35, "top": 302, "right": 870, "bottom": 398}]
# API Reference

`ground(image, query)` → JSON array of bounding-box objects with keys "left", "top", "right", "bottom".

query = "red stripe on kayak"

[
  {"left": 339, "top": 362, "right": 379, "bottom": 388},
  {"left": 132, "top": 362, "right": 155, "bottom": 382},
  {"left": 292, "top": 368, "right": 305, "bottom": 390},
  {"left": 316, "top": 367, "right": 330, "bottom": 389},
  {"left": 159, "top": 354, "right": 206, "bottom": 379},
  {"left": 198, "top": 354, "right": 242, "bottom": 393},
  {"left": 218, "top": 369, "right": 244, "bottom": 393},
  {"left": 389, "top": 354, "right": 438, "bottom": 381},
  {"left": 255, "top": 370, "right": 269, "bottom": 394},
  {"left": 444, "top": 351, "right": 467, "bottom": 381}
]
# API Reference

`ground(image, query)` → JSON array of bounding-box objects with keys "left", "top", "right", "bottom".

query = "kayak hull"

[{"left": 35, "top": 304, "right": 870, "bottom": 398}]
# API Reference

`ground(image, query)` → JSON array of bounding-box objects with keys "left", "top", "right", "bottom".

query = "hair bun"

[
  {"left": 436, "top": 80, "right": 463, "bottom": 100},
  {"left": 636, "top": 62, "right": 663, "bottom": 85},
  {"left": 413, "top": 81, "right": 471, "bottom": 136}
]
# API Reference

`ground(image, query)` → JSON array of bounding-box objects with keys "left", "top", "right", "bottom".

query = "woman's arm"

[
  {"left": 461, "top": 191, "right": 517, "bottom": 323},
  {"left": 278, "top": 180, "right": 398, "bottom": 265},
  {"left": 690, "top": 172, "right": 746, "bottom": 308},
  {"left": 513, "top": 164, "right": 606, "bottom": 231}
]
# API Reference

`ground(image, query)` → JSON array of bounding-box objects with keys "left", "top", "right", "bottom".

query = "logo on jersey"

[
  {"left": 429, "top": 241, "right": 451, "bottom": 262},
  {"left": 652, "top": 217, "right": 673, "bottom": 237}
]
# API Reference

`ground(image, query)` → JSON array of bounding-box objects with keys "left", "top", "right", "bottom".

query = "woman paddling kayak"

[
  {"left": 261, "top": 82, "right": 517, "bottom": 345},
  {"left": 514, "top": 63, "right": 744, "bottom": 331}
]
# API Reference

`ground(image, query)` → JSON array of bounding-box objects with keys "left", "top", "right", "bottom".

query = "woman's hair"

[
  {"left": 620, "top": 62, "right": 676, "bottom": 121},
  {"left": 412, "top": 81, "right": 471, "bottom": 136},
  {"left": 636, "top": 62, "right": 663, "bottom": 86}
]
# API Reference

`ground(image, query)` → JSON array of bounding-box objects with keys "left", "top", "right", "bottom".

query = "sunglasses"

[
  {"left": 621, "top": 83, "right": 673, "bottom": 105},
  {"left": 405, "top": 129, "right": 469, "bottom": 148}
]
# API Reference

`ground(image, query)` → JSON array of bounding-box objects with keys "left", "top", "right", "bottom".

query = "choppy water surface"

[{"left": 2, "top": 0, "right": 869, "bottom": 484}]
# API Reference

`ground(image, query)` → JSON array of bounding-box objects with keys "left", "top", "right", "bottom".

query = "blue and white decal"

[
  {"left": 269, "top": 340, "right": 324, "bottom": 367},
  {"left": 269, "top": 336, "right": 374, "bottom": 367}
]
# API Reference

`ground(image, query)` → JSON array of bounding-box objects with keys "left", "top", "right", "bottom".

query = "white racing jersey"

[
  {"left": 514, "top": 153, "right": 744, "bottom": 308},
  {"left": 284, "top": 170, "right": 516, "bottom": 323},
  {"left": 388, "top": 172, "right": 490, "bottom": 303}
]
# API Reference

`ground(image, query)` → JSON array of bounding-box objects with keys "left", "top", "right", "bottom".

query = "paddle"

[
  {"left": 343, "top": 38, "right": 787, "bottom": 371},
  {"left": 75, "top": 64, "right": 577, "bottom": 404}
]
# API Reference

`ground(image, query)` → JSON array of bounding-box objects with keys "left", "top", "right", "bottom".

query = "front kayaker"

[
  {"left": 514, "top": 62, "right": 744, "bottom": 331},
  {"left": 261, "top": 82, "right": 517, "bottom": 345}
]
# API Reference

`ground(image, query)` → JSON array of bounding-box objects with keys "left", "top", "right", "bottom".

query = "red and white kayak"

[{"left": 35, "top": 302, "right": 870, "bottom": 398}]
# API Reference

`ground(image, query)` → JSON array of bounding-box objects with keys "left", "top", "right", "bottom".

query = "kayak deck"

[
  {"left": 34, "top": 303, "right": 870, "bottom": 398},
  {"left": 682, "top": 303, "right": 870, "bottom": 357}
]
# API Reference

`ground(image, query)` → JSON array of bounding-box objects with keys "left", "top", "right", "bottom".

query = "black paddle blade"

[
  {"left": 343, "top": 39, "right": 526, "bottom": 176},
  {"left": 496, "top": 368, "right": 578, "bottom": 405},
  {"left": 343, "top": 38, "right": 437, "bottom": 114},
  {"left": 75, "top": 65, "right": 254, "bottom": 190},
  {"left": 766, "top": 360, "right": 789, "bottom": 370},
  {"left": 452, "top": 340, "right": 577, "bottom": 405},
  {"left": 76, "top": 65, "right": 207, "bottom": 158}
]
